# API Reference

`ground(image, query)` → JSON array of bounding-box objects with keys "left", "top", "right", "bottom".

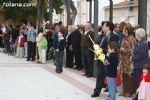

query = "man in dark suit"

[
  {"left": 81, "top": 22, "right": 94, "bottom": 77},
  {"left": 65, "top": 25, "right": 74, "bottom": 68},
  {"left": 71, "top": 26, "right": 83, "bottom": 71},
  {"left": 91, "top": 21, "right": 118, "bottom": 97}
]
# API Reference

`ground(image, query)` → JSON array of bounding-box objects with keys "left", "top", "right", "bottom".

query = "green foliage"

[
  {"left": 52, "top": 0, "right": 64, "bottom": 14},
  {"left": 1, "top": 0, "right": 36, "bottom": 22},
  {"left": 1, "top": 0, "right": 65, "bottom": 22}
]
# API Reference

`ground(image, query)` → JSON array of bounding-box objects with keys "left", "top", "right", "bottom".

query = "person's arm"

[
  {"left": 86, "top": 31, "right": 94, "bottom": 49},
  {"left": 106, "top": 54, "right": 119, "bottom": 67},
  {"left": 58, "top": 39, "right": 66, "bottom": 50},
  {"left": 132, "top": 43, "right": 148, "bottom": 61},
  {"left": 52, "top": 33, "right": 58, "bottom": 48}
]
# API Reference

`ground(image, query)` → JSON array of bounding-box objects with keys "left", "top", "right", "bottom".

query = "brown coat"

[
  {"left": 81, "top": 30, "right": 94, "bottom": 50},
  {"left": 120, "top": 35, "right": 137, "bottom": 75}
]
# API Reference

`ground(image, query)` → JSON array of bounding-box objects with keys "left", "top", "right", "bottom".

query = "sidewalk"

[{"left": 0, "top": 52, "right": 131, "bottom": 100}]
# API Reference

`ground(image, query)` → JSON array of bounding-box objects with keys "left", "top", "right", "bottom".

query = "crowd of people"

[{"left": 0, "top": 20, "right": 150, "bottom": 100}]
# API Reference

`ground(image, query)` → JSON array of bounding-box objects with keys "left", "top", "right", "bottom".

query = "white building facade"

[{"left": 52, "top": 0, "right": 124, "bottom": 26}]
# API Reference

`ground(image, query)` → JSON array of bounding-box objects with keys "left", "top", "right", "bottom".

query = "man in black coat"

[
  {"left": 71, "top": 26, "right": 83, "bottom": 70},
  {"left": 65, "top": 25, "right": 74, "bottom": 68}
]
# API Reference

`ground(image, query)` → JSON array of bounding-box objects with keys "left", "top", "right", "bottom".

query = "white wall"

[
  {"left": 52, "top": 0, "right": 127, "bottom": 26},
  {"left": 98, "top": 0, "right": 126, "bottom": 25},
  {"left": 74, "top": 0, "right": 126, "bottom": 25}
]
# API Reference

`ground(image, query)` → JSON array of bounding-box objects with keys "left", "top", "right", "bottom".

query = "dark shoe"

[
  {"left": 72, "top": 66, "right": 77, "bottom": 69},
  {"left": 91, "top": 92, "right": 99, "bottom": 97},
  {"left": 56, "top": 70, "right": 61, "bottom": 73},
  {"left": 77, "top": 68, "right": 83, "bottom": 71},
  {"left": 104, "top": 88, "right": 108, "bottom": 92},
  {"left": 37, "top": 61, "right": 42, "bottom": 64},
  {"left": 31, "top": 59, "right": 35, "bottom": 61},
  {"left": 82, "top": 73, "right": 87, "bottom": 76},
  {"left": 26, "top": 59, "right": 30, "bottom": 61},
  {"left": 86, "top": 74, "right": 93, "bottom": 78}
]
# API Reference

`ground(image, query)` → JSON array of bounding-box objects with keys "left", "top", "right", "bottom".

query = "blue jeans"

[{"left": 107, "top": 77, "right": 116, "bottom": 100}]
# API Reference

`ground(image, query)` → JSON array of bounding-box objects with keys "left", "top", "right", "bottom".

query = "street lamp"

[
  {"left": 93, "top": 0, "right": 99, "bottom": 76},
  {"left": 109, "top": 0, "right": 113, "bottom": 22},
  {"left": 49, "top": 0, "right": 53, "bottom": 28},
  {"left": 138, "top": 0, "right": 147, "bottom": 31},
  {"left": 67, "top": 0, "right": 71, "bottom": 25}
]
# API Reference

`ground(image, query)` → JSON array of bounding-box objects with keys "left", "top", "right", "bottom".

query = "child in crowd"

[
  {"left": 39, "top": 35, "right": 48, "bottom": 64},
  {"left": 16, "top": 30, "right": 25, "bottom": 58},
  {"left": 104, "top": 42, "right": 119, "bottom": 100},
  {"left": 137, "top": 64, "right": 150, "bottom": 100},
  {"left": 36, "top": 27, "right": 44, "bottom": 63},
  {"left": 54, "top": 31, "right": 66, "bottom": 73}
]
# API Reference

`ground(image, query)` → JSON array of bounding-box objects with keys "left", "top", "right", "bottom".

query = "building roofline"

[{"left": 105, "top": 1, "right": 138, "bottom": 9}]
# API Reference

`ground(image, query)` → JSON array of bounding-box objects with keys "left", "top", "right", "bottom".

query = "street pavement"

[{"left": 0, "top": 51, "right": 132, "bottom": 100}]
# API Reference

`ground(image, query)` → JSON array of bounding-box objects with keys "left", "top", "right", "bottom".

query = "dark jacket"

[
  {"left": 52, "top": 30, "right": 59, "bottom": 48},
  {"left": 132, "top": 38, "right": 149, "bottom": 69},
  {"left": 54, "top": 38, "right": 66, "bottom": 51},
  {"left": 65, "top": 32, "right": 72, "bottom": 49},
  {"left": 96, "top": 34, "right": 108, "bottom": 55},
  {"left": 105, "top": 52, "right": 119, "bottom": 78},
  {"left": 118, "top": 32, "right": 124, "bottom": 48},
  {"left": 109, "top": 32, "right": 118, "bottom": 43},
  {"left": 71, "top": 29, "right": 82, "bottom": 50},
  {"left": 96, "top": 32, "right": 118, "bottom": 55},
  {"left": 81, "top": 30, "right": 94, "bottom": 50}
]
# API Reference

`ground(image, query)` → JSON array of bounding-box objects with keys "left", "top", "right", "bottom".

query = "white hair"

[
  {"left": 85, "top": 22, "right": 91, "bottom": 27},
  {"left": 136, "top": 28, "right": 146, "bottom": 39}
]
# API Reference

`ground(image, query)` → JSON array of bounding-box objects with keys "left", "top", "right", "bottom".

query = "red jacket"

[
  {"left": 17, "top": 36, "right": 25, "bottom": 47},
  {"left": 140, "top": 73, "right": 150, "bottom": 83}
]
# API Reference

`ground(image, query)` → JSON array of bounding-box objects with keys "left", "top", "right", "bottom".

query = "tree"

[
  {"left": 63, "top": 0, "right": 77, "bottom": 25},
  {"left": 1, "top": 0, "right": 37, "bottom": 25},
  {"left": 37, "top": 0, "right": 64, "bottom": 29},
  {"left": 1, "top": 0, "right": 77, "bottom": 27}
]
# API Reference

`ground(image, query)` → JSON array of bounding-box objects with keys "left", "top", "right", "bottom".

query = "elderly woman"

[
  {"left": 120, "top": 24, "right": 137, "bottom": 97},
  {"left": 132, "top": 28, "right": 149, "bottom": 100}
]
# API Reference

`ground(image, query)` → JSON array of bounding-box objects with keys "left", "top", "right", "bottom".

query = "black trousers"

[
  {"left": 46, "top": 41, "right": 51, "bottom": 60},
  {"left": 94, "top": 60, "right": 105, "bottom": 94},
  {"left": 0, "top": 36, "right": 3, "bottom": 48},
  {"left": 66, "top": 48, "right": 74, "bottom": 68},
  {"left": 27, "top": 41, "right": 36, "bottom": 61},
  {"left": 55, "top": 50, "right": 64, "bottom": 71},
  {"left": 74, "top": 48, "right": 83, "bottom": 69},
  {"left": 82, "top": 49, "right": 94, "bottom": 75}
]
